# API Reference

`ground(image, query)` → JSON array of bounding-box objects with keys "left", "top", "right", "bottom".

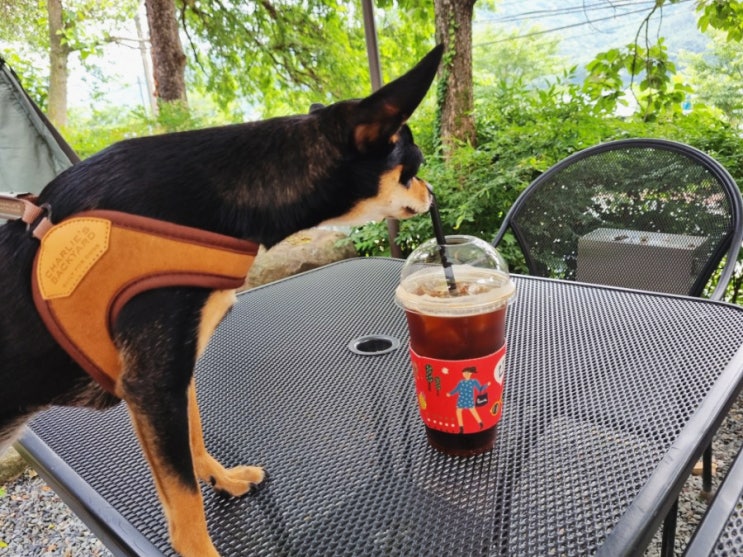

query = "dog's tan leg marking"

[
  {"left": 126, "top": 406, "right": 220, "bottom": 557},
  {"left": 197, "top": 289, "right": 238, "bottom": 358},
  {"left": 192, "top": 290, "right": 265, "bottom": 493},
  {"left": 188, "top": 380, "right": 265, "bottom": 495}
]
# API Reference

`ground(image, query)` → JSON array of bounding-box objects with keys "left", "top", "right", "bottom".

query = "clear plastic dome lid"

[{"left": 395, "top": 235, "right": 515, "bottom": 316}]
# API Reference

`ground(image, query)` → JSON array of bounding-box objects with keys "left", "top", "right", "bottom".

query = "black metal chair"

[
  {"left": 492, "top": 138, "right": 743, "bottom": 555},
  {"left": 684, "top": 443, "right": 743, "bottom": 556},
  {"left": 493, "top": 138, "right": 742, "bottom": 301}
]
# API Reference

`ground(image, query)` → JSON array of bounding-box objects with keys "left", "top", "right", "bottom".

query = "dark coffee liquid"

[
  {"left": 405, "top": 307, "right": 506, "bottom": 358},
  {"left": 405, "top": 307, "right": 508, "bottom": 456},
  {"left": 426, "top": 426, "right": 497, "bottom": 457}
]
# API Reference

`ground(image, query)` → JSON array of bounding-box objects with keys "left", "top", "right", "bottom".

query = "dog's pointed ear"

[{"left": 352, "top": 44, "right": 444, "bottom": 153}]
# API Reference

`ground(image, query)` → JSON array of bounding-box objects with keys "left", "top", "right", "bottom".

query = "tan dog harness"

[{"left": 2, "top": 194, "right": 258, "bottom": 395}]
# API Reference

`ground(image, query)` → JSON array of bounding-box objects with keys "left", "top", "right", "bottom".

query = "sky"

[{"left": 474, "top": 0, "right": 706, "bottom": 63}]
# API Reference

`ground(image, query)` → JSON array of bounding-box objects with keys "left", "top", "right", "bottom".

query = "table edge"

[
  {"left": 597, "top": 342, "right": 743, "bottom": 556},
  {"left": 15, "top": 428, "right": 162, "bottom": 557}
]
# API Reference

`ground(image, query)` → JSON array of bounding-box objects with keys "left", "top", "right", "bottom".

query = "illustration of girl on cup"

[{"left": 447, "top": 366, "right": 490, "bottom": 433}]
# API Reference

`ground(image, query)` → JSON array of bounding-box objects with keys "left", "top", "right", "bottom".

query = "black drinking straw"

[{"left": 429, "top": 194, "right": 458, "bottom": 294}]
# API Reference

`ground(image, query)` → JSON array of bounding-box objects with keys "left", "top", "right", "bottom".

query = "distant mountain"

[{"left": 474, "top": 0, "right": 709, "bottom": 75}]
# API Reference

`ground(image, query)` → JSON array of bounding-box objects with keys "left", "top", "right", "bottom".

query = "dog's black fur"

[{"left": 0, "top": 45, "right": 443, "bottom": 556}]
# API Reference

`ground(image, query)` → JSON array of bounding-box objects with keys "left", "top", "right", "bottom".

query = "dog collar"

[{"left": 2, "top": 195, "right": 259, "bottom": 395}]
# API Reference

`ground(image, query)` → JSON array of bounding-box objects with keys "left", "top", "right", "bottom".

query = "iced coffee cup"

[{"left": 395, "top": 235, "right": 515, "bottom": 456}]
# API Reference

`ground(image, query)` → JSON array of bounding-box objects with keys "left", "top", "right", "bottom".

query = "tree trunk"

[
  {"left": 47, "top": 0, "right": 68, "bottom": 128},
  {"left": 434, "top": 0, "right": 476, "bottom": 158},
  {"left": 144, "top": 0, "right": 187, "bottom": 105}
]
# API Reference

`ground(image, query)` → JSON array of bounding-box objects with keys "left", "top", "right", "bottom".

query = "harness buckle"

[{"left": 0, "top": 193, "right": 53, "bottom": 239}]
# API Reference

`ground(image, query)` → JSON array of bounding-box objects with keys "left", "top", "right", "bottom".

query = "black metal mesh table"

[
  {"left": 16, "top": 258, "right": 743, "bottom": 556},
  {"left": 685, "top": 444, "right": 743, "bottom": 557}
]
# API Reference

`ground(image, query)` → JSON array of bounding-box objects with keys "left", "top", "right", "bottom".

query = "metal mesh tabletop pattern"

[
  {"left": 716, "top": 503, "right": 743, "bottom": 557},
  {"left": 18, "top": 258, "right": 743, "bottom": 556}
]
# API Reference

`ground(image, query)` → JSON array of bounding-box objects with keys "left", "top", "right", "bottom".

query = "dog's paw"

[{"left": 207, "top": 465, "right": 265, "bottom": 497}]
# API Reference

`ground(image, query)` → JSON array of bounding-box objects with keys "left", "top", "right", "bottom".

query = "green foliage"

[
  {"left": 1, "top": 51, "right": 48, "bottom": 111},
  {"left": 583, "top": 38, "right": 692, "bottom": 121},
  {"left": 153, "top": 100, "right": 199, "bottom": 133},
  {"left": 0, "top": 0, "right": 140, "bottom": 117},
  {"left": 179, "top": 0, "right": 434, "bottom": 117},
  {"left": 0, "top": 1, "right": 46, "bottom": 51},
  {"left": 0, "top": 0, "right": 137, "bottom": 57},
  {"left": 58, "top": 0, "right": 138, "bottom": 61},
  {"left": 681, "top": 30, "right": 743, "bottom": 126},
  {"left": 697, "top": 0, "right": 743, "bottom": 41}
]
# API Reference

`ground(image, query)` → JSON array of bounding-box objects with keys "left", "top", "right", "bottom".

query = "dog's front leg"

[
  {"left": 191, "top": 290, "right": 265, "bottom": 494},
  {"left": 188, "top": 379, "right": 265, "bottom": 495}
]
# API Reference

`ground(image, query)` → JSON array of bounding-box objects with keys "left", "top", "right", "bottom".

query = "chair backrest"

[
  {"left": 0, "top": 56, "right": 78, "bottom": 194},
  {"left": 492, "top": 138, "right": 743, "bottom": 300}
]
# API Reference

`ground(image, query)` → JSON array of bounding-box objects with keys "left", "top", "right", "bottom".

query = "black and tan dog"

[{"left": 0, "top": 45, "right": 443, "bottom": 556}]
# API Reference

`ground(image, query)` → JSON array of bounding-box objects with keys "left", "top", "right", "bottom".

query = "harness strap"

[
  {"left": 17, "top": 206, "right": 258, "bottom": 396},
  {"left": 0, "top": 192, "right": 52, "bottom": 238}
]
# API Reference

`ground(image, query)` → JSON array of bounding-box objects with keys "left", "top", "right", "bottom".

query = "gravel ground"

[
  {"left": 1, "top": 392, "right": 741, "bottom": 556},
  {"left": 0, "top": 468, "right": 112, "bottom": 557}
]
